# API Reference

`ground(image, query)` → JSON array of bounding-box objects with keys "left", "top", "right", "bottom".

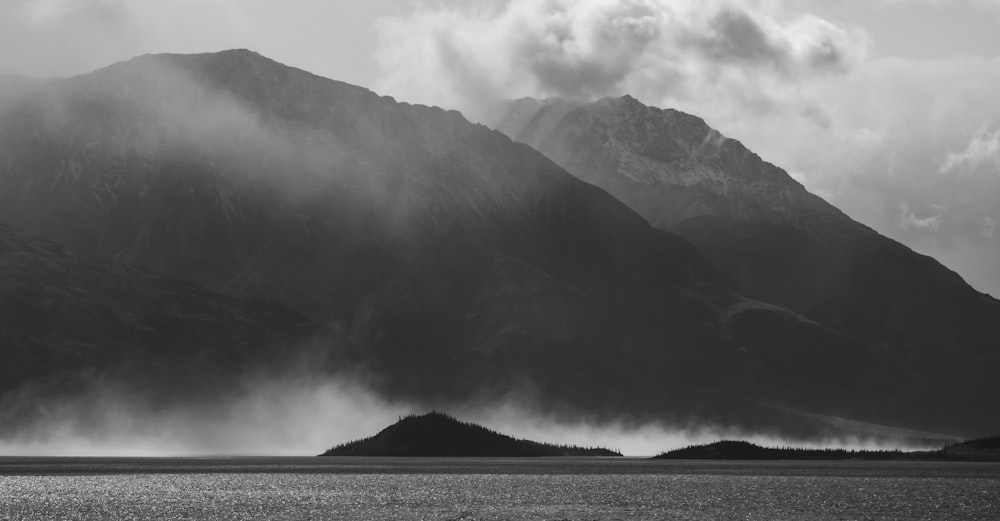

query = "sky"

[{"left": 1, "top": 0, "right": 998, "bottom": 296}]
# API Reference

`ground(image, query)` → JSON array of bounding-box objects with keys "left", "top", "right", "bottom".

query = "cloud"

[
  {"left": 374, "top": 1, "right": 1000, "bottom": 297},
  {"left": 899, "top": 201, "right": 944, "bottom": 230},
  {"left": 706, "top": 56, "right": 1000, "bottom": 294},
  {"left": 940, "top": 122, "right": 1000, "bottom": 176},
  {"left": 374, "top": 0, "right": 866, "bottom": 119},
  {"left": 689, "top": 8, "right": 858, "bottom": 75},
  {"left": 876, "top": 0, "right": 1000, "bottom": 7}
]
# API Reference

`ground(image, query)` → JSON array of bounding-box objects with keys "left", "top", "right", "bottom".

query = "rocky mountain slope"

[
  {"left": 0, "top": 51, "right": 992, "bottom": 440},
  {"left": 497, "top": 96, "right": 1000, "bottom": 436}
]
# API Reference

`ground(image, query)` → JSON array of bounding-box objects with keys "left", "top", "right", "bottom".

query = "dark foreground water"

[{"left": 1, "top": 457, "right": 998, "bottom": 520}]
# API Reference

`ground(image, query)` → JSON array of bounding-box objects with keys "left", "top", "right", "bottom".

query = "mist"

[
  {"left": 0, "top": 372, "right": 406, "bottom": 457},
  {"left": 0, "top": 362, "right": 946, "bottom": 458},
  {"left": 0, "top": 45, "right": 976, "bottom": 459}
]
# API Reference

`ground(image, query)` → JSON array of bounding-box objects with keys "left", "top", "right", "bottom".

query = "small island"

[
  {"left": 654, "top": 437, "right": 1000, "bottom": 461},
  {"left": 320, "top": 412, "right": 622, "bottom": 457}
]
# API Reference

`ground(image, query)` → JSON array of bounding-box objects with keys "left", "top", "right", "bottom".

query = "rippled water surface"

[{"left": 2, "top": 458, "right": 998, "bottom": 520}]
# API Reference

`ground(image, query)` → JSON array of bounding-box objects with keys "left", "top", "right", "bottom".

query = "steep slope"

[
  {"left": 322, "top": 412, "right": 620, "bottom": 457},
  {"left": 497, "top": 96, "right": 1000, "bottom": 436},
  {"left": 0, "top": 223, "right": 324, "bottom": 429},
  {"left": 0, "top": 50, "right": 985, "bottom": 439}
]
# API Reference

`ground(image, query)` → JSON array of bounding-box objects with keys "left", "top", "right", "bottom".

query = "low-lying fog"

[{"left": 0, "top": 371, "right": 943, "bottom": 457}]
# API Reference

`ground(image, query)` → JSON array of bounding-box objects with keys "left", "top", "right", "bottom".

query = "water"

[{"left": 2, "top": 457, "right": 998, "bottom": 520}]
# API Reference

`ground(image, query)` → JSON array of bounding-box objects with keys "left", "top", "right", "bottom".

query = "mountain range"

[
  {"left": 0, "top": 50, "right": 996, "bottom": 443},
  {"left": 496, "top": 95, "right": 1000, "bottom": 436}
]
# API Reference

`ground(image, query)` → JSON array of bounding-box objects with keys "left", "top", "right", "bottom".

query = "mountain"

[
  {"left": 496, "top": 96, "right": 1000, "bottom": 436},
  {"left": 0, "top": 50, "right": 990, "bottom": 441},
  {"left": 321, "top": 412, "right": 620, "bottom": 457},
  {"left": 0, "top": 223, "right": 324, "bottom": 429}
]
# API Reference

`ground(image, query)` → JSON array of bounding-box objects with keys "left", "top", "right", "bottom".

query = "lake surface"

[{"left": 1, "top": 457, "right": 998, "bottom": 520}]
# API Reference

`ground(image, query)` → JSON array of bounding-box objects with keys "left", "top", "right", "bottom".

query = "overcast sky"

[{"left": 2, "top": 0, "right": 999, "bottom": 296}]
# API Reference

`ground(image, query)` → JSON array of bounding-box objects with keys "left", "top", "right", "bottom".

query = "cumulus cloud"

[{"left": 374, "top": 0, "right": 866, "bottom": 120}]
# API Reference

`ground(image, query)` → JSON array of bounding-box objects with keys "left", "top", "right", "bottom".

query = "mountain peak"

[
  {"left": 614, "top": 93, "right": 641, "bottom": 106},
  {"left": 213, "top": 47, "right": 265, "bottom": 58},
  {"left": 106, "top": 48, "right": 282, "bottom": 76},
  {"left": 494, "top": 94, "right": 825, "bottom": 228},
  {"left": 60, "top": 48, "right": 393, "bottom": 133},
  {"left": 132, "top": 48, "right": 273, "bottom": 66}
]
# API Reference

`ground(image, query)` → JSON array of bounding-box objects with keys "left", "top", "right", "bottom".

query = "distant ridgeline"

[
  {"left": 321, "top": 412, "right": 621, "bottom": 457},
  {"left": 655, "top": 438, "right": 1000, "bottom": 461}
]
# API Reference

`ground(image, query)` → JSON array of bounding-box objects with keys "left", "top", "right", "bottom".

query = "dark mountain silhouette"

[
  {"left": 655, "top": 436, "right": 1000, "bottom": 461},
  {"left": 321, "top": 412, "right": 620, "bottom": 457},
  {"left": 0, "top": 50, "right": 990, "bottom": 442},
  {"left": 496, "top": 96, "right": 1000, "bottom": 436}
]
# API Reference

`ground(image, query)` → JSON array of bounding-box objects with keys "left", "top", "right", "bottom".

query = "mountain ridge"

[
  {"left": 495, "top": 95, "right": 1000, "bottom": 435},
  {"left": 0, "top": 50, "right": 995, "bottom": 441}
]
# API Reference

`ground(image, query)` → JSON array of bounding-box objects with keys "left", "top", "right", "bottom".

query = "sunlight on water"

[{"left": 1, "top": 459, "right": 998, "bottom": 520}]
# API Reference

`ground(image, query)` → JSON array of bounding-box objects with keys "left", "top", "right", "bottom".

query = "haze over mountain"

[
  {"left": 0, "top": 51, "right": 995, "bottom": 450},
  {"left": 496, "top": 96, "right": 1000, "bottom": 435},
  {"left": 0, "top": 222, "right": 330, "bottom": 444}
]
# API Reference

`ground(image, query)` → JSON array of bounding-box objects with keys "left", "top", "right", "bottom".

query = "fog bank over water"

[
  {"left": 0, "top": 373, "right": 408, "bottom": 457},
  {"left": 0, "top": 371, "right": 945, "bottom": 457}
]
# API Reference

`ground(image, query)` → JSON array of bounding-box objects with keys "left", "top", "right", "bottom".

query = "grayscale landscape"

[{"left": 0, "top": 1, "right": 998, "bottom": 519}]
